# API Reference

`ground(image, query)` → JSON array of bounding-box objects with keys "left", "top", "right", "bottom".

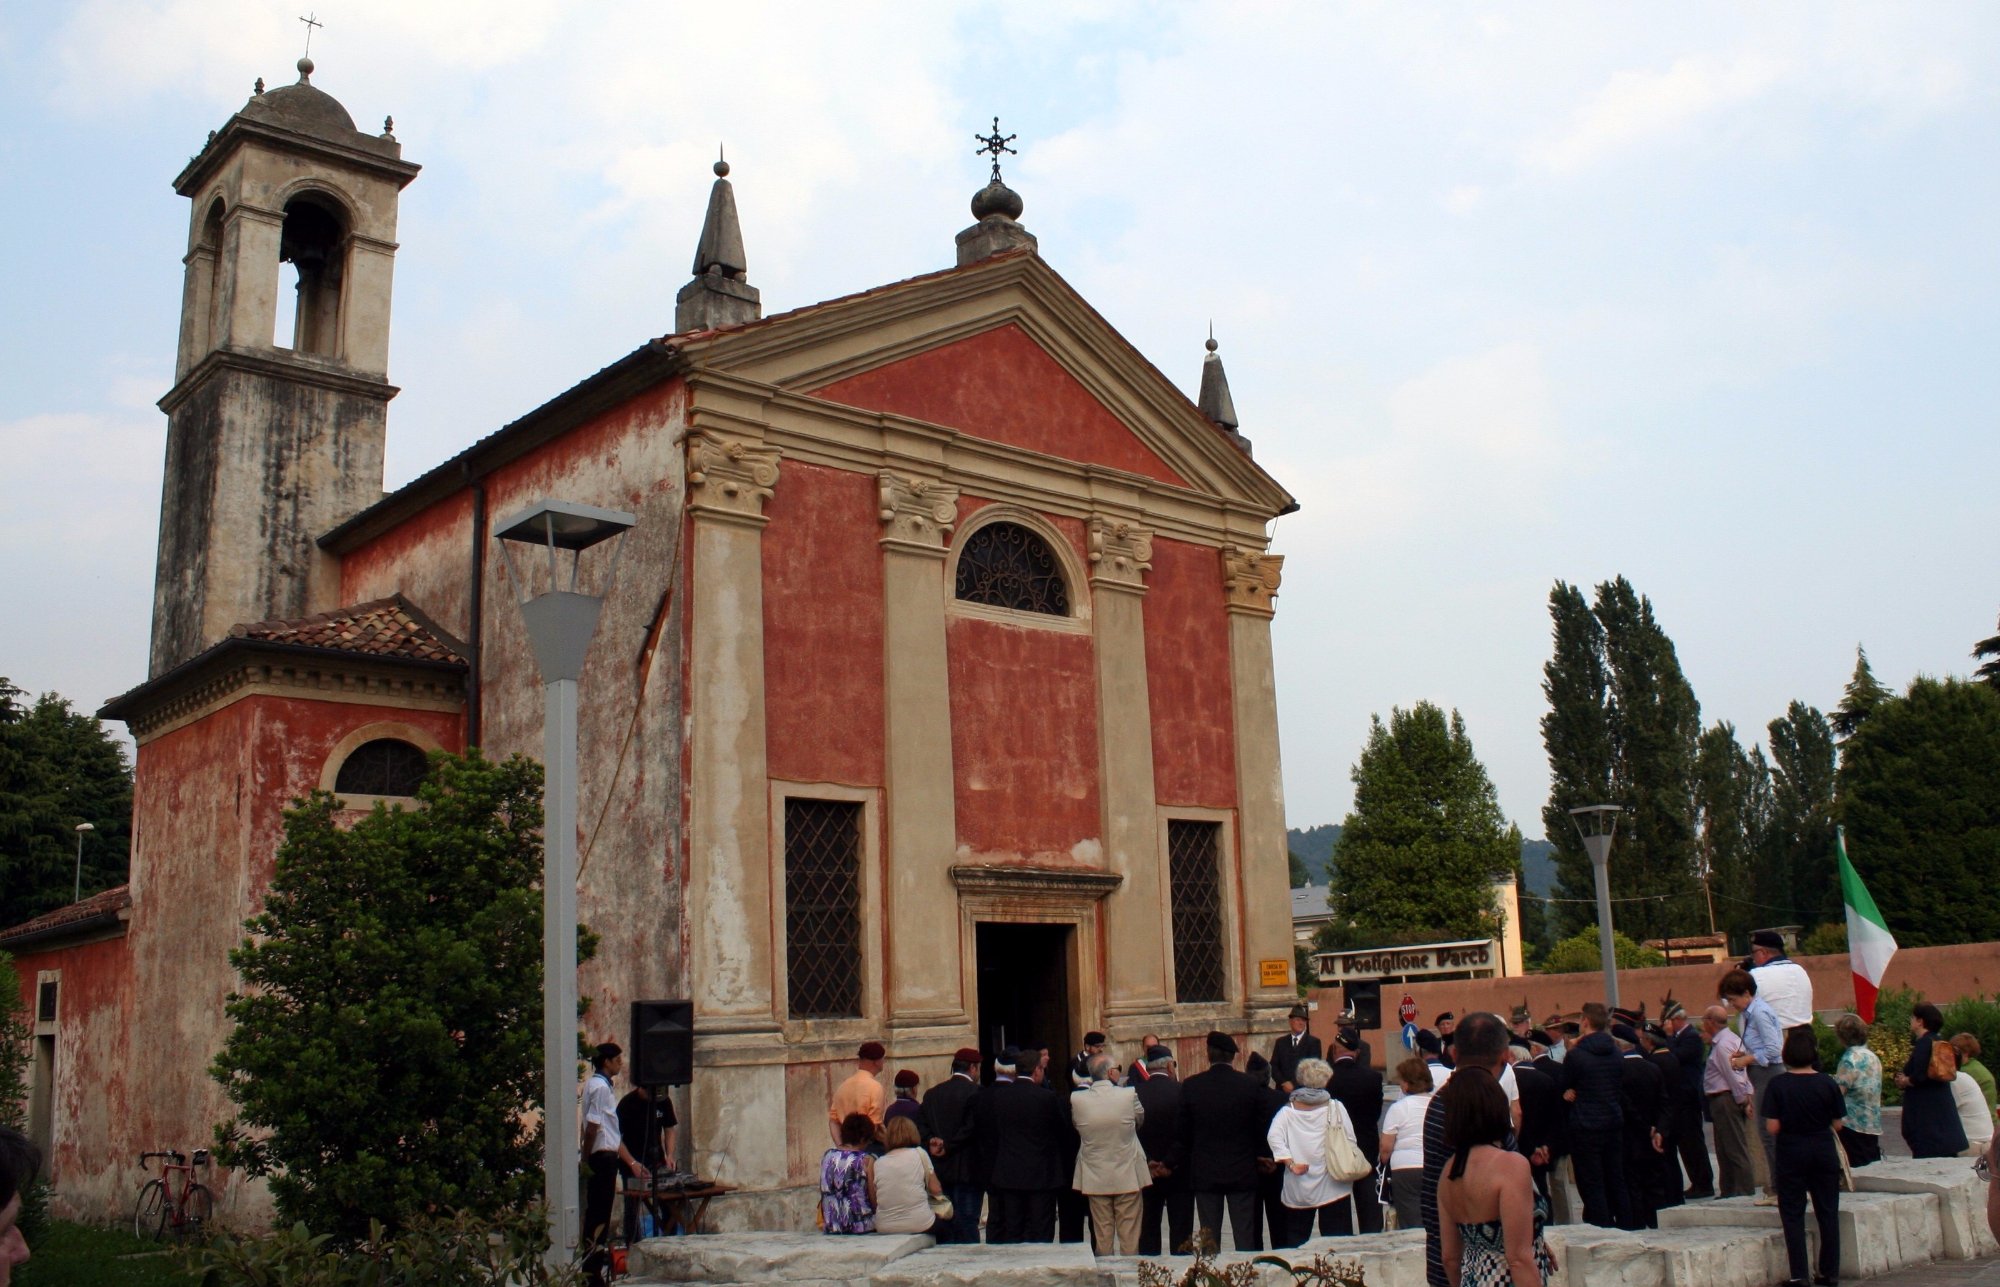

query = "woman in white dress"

[
  {"left": 1951, "top": 1047, "right": 1996, "bottom": 1158},
  {"left": 1267, "top": 1057, "right": 1359, "bottom": 1247}
]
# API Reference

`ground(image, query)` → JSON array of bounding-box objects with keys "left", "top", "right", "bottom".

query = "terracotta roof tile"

[
  {"left": 230, "top": 595, "right": 468, "bottom": 665},
  {"left": 0, "top": 884, "right": 132, "bottom": 944}
]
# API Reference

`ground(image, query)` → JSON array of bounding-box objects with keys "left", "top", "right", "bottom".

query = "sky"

[{"left": 2, "top": 2, "right": 1996, "bottom": 840}]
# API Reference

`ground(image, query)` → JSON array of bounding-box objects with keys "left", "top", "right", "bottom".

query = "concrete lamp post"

[
  {"left": 1568, "top": 804, "right": 1625, "bottom": 1011},
  {"left": 73, "top": 822, "right": 94, "bottom": 902},
  {"left": 493, "top": 497, "right": 636, "bottom": 1268}
]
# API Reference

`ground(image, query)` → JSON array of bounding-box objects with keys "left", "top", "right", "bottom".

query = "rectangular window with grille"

[
  {"left": 1167, "top": 820, "right": 1227, "bottom": 1004},
  {"left": 785, "top": 798, "right": 864, "bottom": 1019}
]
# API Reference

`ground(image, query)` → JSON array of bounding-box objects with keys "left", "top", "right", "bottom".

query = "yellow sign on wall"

[{"left": 1259, "top": 958, "right": 1290, "bottom": 987}]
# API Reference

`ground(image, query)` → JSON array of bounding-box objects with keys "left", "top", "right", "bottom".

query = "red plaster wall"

[
  {"left": 762, "top": 462, "right": 884, "bottom": 787},
  {"left": 947, "top": 508, "right": 1101, "bottom": 861},
  {"left": 6, "top": 933, "right": 131, "bottom": 1195},
  {"left": 1145, "top": 538, "right": 1237, "bottom": 808},
  {"left": 809, "top": 324, "right": 1189, "bottom": 488}
]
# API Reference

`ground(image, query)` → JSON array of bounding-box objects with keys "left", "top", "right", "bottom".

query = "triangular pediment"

[{"left": 673, "top": 253, "right": 1294, "bottom": 513}]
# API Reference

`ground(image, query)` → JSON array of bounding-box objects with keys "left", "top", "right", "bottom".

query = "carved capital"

[
  {"left": 1087, "top": 516, "right": 1154, "bottom": 591},
  {"left": 877, "top": 472, "right": 960, "bottom": 554},
  {"left": 1221, "top": 546, "right": 1283, "bottom": 616},
  {"left": 686, "top": 430, "right": 780, "bottom": 524}
]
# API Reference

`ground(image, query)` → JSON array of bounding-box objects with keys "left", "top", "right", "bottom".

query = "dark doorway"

[{"left": 975, "top": 922, "right": 1074, "bottom": 1082}]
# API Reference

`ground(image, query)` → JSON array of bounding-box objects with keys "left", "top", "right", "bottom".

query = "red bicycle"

[{"left": 134, "top": 1148, "right": 214, "bottom": 1241}]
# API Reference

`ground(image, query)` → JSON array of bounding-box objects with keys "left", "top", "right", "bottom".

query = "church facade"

[{"left": 5, "top": 63, "right": 1300, "bottom": 1228}]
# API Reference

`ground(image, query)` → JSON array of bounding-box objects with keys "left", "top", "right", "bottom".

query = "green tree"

[
  {"left": 1974, "top": 613, "right": 2000, "bottom": 690},
  {"left": 1540, "top": 579, "right": 1703, "bottom": 943},
  {"left": 0, "top": 952, "right": 27, "bottom": 1131},
  {"left": 1514, "top": 866, "right": 1550, "bottom": 966},
  {"left": 1693, "top": 722, "right": 1774, "bottom": 947},
  {"left": 1540, "top": 928, "right": 1666, "bottom": 975},
  {"left": 1288, "top": 849, "right": 1310, "bottom": 889},
  {"left": 212, "top": 750, "right": 550, "bottom": 1240},
  {"left": 1766, "top": 701, "right": 1838, "bottom": 931},
  {"left": 0, "top": 679, "right": 134, "bottom": 929},
  {"left": 1329, "top": 703, "right": 1517, "bottom": 943},
  {"left": 1837, "top": 677, "right": 2000, "bottom": 948},
  {"left": 1830, "top": 646, "right": 1893, "bottom": 740}
]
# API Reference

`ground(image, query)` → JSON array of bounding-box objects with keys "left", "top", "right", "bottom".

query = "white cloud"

[{"left": 1528, "top": 52, "right": 1789, "bottom": 174}]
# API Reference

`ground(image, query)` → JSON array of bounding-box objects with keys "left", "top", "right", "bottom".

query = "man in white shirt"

[
  {"left": 1747, "top": 929, "right": 1815, "bottom": 1038},
  {"left": 581, "top": 1043, "right": 647, "bottom": 1285}
]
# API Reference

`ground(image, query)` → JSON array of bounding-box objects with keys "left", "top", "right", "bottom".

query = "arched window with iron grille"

[
  {"left": 332, "top": 738, "right": 429, "bottom": 798},
  {"left": 953, "top": 521, "right": 1070, "bottom": 616}
]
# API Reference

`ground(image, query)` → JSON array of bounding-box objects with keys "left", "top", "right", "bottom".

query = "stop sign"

[{"left": 1398, "top": 994, "right": 1417, "bottom": 1025}]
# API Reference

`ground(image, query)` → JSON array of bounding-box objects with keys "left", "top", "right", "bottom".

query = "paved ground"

[{"left": 1870, "top": 1253, "right": 2000, "bottom": 1283}]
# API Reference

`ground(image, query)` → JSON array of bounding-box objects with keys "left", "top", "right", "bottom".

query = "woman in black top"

[
  {"left": 1895, "top": 1001, "right": 1969, "bottom": 1159},
  {"left": 1761, "top": 1030, "right": 1845, "bottom": 1287}
]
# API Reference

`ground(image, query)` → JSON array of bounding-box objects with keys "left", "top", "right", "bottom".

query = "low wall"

[{"left": 1308, "top": 939, "right": 2000, "bottom": 1070}]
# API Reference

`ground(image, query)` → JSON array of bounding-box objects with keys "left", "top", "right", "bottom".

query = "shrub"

[
  {"left": 191, "top": 1206, "right": 584, "bottom": 1287},
  {"left": 1799, "top": 921, "right": 1848, "bottom": 956},
  {"left": 1539, "top": 929, "right": 1665, "bottom": 975}
]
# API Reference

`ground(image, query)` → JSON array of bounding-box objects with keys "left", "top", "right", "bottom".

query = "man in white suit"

[{"left": 1070, "top": 1054, "right": 1151, "bottom": 1257}]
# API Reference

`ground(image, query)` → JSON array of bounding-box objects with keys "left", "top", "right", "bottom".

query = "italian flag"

[{"left": 1839, "top": 827, "right": 1897, "bottom": 1023}]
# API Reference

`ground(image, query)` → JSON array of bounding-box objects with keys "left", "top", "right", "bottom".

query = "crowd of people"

[{"left": 802, "top": 928, "right": 2000, "bottom": 1287}]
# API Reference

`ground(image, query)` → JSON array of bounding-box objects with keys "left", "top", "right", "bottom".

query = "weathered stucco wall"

[
  {"left": 761, "top": 461, "right": 885, "bottom": 788},
  {"left": 1144, "top": 537, "right": 1238, "bottom": 809},
  {"left": 808, "top": 323, "right": 1190, "bottom": 488}
]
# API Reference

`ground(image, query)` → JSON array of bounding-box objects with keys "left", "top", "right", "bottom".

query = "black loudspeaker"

[
  {"left": 631, "top": 999, "right": 694, "bottom": 1087},
  {"left": 1344, "top": 981, "right": 1382, "bottom": 1030}
]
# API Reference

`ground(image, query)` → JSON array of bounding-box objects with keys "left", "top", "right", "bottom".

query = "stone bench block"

[
  {"left": 1854, "top": 1156, "right": 2000, "bottom": 1260},
  {"left": 876, "top": 1241, "right": 1106, "bottom": 1286},
  {"left": 1541, "top": 1225, "right": 1664, "bottom": 1287},
  {"left": 629, "top": 1230, "right": 932, "bottom": 1281},
  {"left": 1651, "top": 1225, "right": 1787, "bottom": 1287},
  {"left": 1656, "top": 1189, "right": 1939, "bottom": 1278}
]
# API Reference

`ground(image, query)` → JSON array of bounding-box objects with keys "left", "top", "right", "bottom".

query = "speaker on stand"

[{"left": 631, "top": 1000, "right": 697, "bottom": 1187}]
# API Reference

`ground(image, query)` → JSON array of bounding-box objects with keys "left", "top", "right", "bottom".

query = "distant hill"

[
  {"left": 1287, "top": 824, "right": 1341, "bottom": 886},
  {"left": 1287, "top": 825, "right": 1557, "bottom": 894}
]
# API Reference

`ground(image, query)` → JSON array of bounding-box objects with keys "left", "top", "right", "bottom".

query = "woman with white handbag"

[{"left": 1267, "top": 1058, "right": 1368, "bottom": 1246}]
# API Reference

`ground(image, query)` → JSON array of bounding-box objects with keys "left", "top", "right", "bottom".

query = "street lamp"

[
  {"left": 73, "top": 822, "right": 95, "bottom": 902},
  {"left": 1568, "top": 804, "right": 1624, "bottom": 1010},
  {"left": 493, "top": 497, "right": 635, "bottom": 1268}
]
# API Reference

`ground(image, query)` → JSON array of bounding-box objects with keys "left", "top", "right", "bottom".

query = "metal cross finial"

[
  {"left": 299, "top": 11, "right": 323, "bottom": 58},
  {"left": 974, "top": 116, "right": 1017, "bottom": 182}
]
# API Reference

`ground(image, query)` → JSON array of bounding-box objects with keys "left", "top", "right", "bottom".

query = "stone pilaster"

[
  {"left": 1221, "top": 545, "right": 1295, "bottom": 1007},
  {"left": 877, "top": 472, "right": 963, "bottom": 1029},
  {"left": 1087, "top": 517, "right": 1170, "bottom": 1026},
  {"left": 685, "top": 430, "right": 781, "bottom": 1032}
]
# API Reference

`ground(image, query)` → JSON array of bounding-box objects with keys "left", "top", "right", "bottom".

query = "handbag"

[
  {"left": 1832, "top": 1127, "right": 1855, "bottom": 1192},
  {"left": 1928, "top": 1036, "right": 1958, "bottom": 1083},
  {"left": 927, "top": 1190, "right": 954, "bottom": 1221},
  {"left": 1323, "top": 1104, "right": 1373, "bottom": 1181}
]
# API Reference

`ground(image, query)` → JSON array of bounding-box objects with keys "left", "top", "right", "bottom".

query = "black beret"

[
  {"left": 1206, "top": 1030, "right": 1238, "bottom": 1055},
  {"left": 1083, "top": 1031, "right": 1107, "bottom": 1046},
  {"left": 1752, "top": 930, "right": 1785, "bottom": 950}
]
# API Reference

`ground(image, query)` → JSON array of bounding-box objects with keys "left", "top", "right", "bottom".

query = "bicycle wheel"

[
  {"left": 133, "top": 1178, "right": 168, "bottom": 1240},
  {"left": 177, "top": 1183, "right": 215, "bottom": 1239}
]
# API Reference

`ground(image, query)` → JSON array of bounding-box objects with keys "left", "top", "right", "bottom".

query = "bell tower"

[{"left": 149, "top": 58, "right": 420, "bottom": 675}]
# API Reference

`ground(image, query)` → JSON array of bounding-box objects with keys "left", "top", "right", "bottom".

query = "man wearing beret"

[
  {"left": 978, "top": 1046, "right": 1069, "bottom": 1242},
  {"left": 830, "top": 1040, "right": 887, "bottom": 1146},
  {"left": 1135, "top": 1045, "right": 1193, "bottom": 1255},
  {"left": 1179, "top": 1031, "right": 1268, "bottom": 1250},
  {"left": 1613, "top": 1022, "right": 1669, "bottom": 1230},
  {"left": 921, "top": 1047, "right": 986, "bottom": 1243},
  {"left": 1269, "top": 1005, "right": 1323, "bottom": 1094},
  {"left": 1660, "top": 999, "right": 1715, "bottom": 1200},
  {"left": 1328, "top": 1026, "right": 1385, "bottom": 1232}
]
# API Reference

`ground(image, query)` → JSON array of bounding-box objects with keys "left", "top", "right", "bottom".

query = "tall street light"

[
  {"left": 1568, "top": 804, "right": 1624, "bottom": 1010},
  {"left": 494, "top": 498, "right": 635, "bottom": 1268},
  {"left": 73, "top": 822, "right": 95, "bottom": 902}
]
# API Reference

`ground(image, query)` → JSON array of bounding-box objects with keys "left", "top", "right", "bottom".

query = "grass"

[{"left": 17, "top": 1220, "right": 204, "bottom": 1286}]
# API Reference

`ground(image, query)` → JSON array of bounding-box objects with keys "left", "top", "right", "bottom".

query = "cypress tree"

[
  {"left": 1766, "top": 701, "right": 1838, "bottom": 931},
  {"left": 1540, "top": 582, "right": 1612, "bottom": 937},
  {"left": 1830, "top": 646, "right": 1893, "bottom": 740},
  {"left": 1330, "top": 703, "right": 1517, "bottom": 944},
  {"left": 1974, "top": 612, "right": 2000, "bottom": 690},
  {"left": 1693, "top": 722, "right": 1774, "bottom": 947}
]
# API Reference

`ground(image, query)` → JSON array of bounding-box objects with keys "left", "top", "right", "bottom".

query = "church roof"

[
  {"left": 239, "top": 62, "right": 357, "bottom": 138},
  {"left": 231, "top": 595, "right": 468, "bottom": 664},
  {"left": 0, "top": 884, "right": 132, "bottom": 950}
]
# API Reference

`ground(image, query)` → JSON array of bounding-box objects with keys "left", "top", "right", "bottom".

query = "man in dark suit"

[
  {"left": 1179, "top": 1031, "right": 1268, "bottom": 1251},
  {"left": 921, "top": 1046, "right": 985, "bottom": 1243},
  {"left": 1510, "top": 1043, "right": 1563, "bottom": 1201},
  {"left": 1244, "top": 1053, "right": 1288, "bottom": 1250},
  {"left": 1269, "top": 1005, "right": 1323, "bottom": 1093},
  {"left": 1660, "top": 1000, "right": 1714, "bottom": 1199},
  {"left": 977, "top": 1047, "right": 1069, "bottom": 1242},
  {"left": 1613, "top": 1024, "right": 1671, "bottom": 1231},
  {"left": 1327, "top": 1028, "right": 1385, "bottom": 1232},
  {"left": 1639, "top": 1024, "right": 1685, "bottom": 1213},
  {"left": 1134, "top": 1045, "right": 1193, "bottom": 1255}
]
